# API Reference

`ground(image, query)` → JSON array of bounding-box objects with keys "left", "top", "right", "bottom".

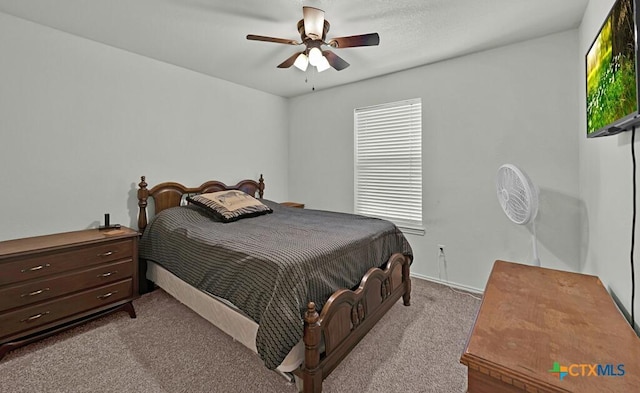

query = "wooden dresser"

[
  {"left": 461, "top": 260, "right": 640, "bottom": 392},
  {"left": 0, "top": 227, "right": 139, "bottom": 360}
]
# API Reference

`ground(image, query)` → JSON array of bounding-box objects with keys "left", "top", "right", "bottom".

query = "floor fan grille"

[{"left": 496, "top": 164, "right": 540, "bottom": 265}]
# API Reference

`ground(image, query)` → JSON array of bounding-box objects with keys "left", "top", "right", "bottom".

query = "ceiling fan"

[{"left": 246, "top": 6, "right": 380, "bottom": 72}]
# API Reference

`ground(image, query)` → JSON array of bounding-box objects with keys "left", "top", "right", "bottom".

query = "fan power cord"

[
  {"left": 437, "top": 248, "right": 482, "bottom": 301},
  {"left": 632, "top": 126, "right": 636, "bottom": 331}
]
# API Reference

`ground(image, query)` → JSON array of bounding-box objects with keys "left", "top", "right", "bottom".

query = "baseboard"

[
  {"left": 410, "top": 272, "right": 484, "bottom": 294},
  {"left": 609, "top": 288, "right": 640, "bottom": 337}
]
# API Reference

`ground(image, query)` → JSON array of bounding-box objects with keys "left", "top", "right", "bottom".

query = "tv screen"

[{"left": 586, "top": 0, "right": 640, "bottom": 138}]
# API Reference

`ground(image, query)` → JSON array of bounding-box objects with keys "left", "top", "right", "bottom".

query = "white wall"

[
  {"left": 289, "top": 31, "right": 581, "bottom": 291},
  {"left": 0, "top": 13, "right": 289, "bottom": 241},
  {"left": 579, "top": 0, "right": 638, "bottom": 325},
  {"left": 5, "top": 4, "right": 630, "bottom": 320}
]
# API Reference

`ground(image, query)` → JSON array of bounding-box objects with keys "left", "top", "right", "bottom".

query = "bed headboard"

[{"left": 137, "top": 174, "right": 265, "bottom": 232}]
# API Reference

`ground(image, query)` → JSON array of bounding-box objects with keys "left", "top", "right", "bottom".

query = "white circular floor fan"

[{"left": 496, "top": 164, "right": 540, "bottom": 266}]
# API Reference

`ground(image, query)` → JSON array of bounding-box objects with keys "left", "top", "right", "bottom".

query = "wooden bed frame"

[{"left": 137, "top": 175, "right": 412, "bottom": 393}]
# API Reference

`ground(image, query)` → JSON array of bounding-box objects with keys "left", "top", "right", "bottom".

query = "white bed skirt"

[{"left": 146, "top": 261, "right": 304, "bottom": 373}]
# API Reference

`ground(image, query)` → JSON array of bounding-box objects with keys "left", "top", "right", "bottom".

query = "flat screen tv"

[{"left": 586, "top": 0, "right": 640, "bottom": 138}]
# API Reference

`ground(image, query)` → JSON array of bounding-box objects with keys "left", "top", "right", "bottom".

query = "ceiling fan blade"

[
  {"left": 303, "top": 6, "right": 325, "bottom": 39},
  {"left": 322, "top": 50, "right": 350, "bottom": 71},
  {"left": 277, "top": 52, "right": 303, "bottom": 69},
  {"left": 246, "top": 34, "right": 300, "bottom": 45},
  {"left": 328, "top": 33, "right": 380, "bottom": 48}
]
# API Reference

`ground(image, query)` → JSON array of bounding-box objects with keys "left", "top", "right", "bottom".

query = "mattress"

[{"left": 146, "top": 261, "right": 304, "bottom": 373}]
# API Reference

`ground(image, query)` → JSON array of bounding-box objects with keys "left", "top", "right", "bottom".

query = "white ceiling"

[{"left": 0, "top": 0, "right": 589, "bottom": 98}]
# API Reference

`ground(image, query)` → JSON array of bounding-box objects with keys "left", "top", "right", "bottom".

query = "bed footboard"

[{"left": 299, "top": 252, "right": 411, "bottom": 393}]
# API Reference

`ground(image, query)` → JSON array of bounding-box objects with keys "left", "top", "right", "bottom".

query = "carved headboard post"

[
  {"left": 137, "top": 176, "right": 149, "bottom": 232},
  {"left": 258, "top": 174, "right": 265, "bottom": 199}
]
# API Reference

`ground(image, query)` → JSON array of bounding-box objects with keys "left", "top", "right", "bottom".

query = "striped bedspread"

[{"left": 139, "top": 200, "right": 413, "bottom": 369}]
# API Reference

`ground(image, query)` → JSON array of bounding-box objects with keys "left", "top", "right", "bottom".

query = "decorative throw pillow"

[{"left": 187, "top": 190, "right": 272, "bottom": 222}]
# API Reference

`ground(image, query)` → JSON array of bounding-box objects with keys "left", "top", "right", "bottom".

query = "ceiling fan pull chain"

[{"left": 311, "top": 68, "right": 316, "bottom": 91}]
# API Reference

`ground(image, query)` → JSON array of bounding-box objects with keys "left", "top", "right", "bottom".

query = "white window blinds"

[{"left": 354, "top": 98, "right": 423, "bottom": 232}]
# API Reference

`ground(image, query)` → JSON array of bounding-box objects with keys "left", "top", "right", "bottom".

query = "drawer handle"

[
  {"left": 97, "top": 271, "right": 118, "bottom": 278},
  {"left": 20, "top": 288, "right": 50, "bottom": 297},
  {"left": 21, "top": 264, "right": 51, "bottom": 273},
  {"left": 97, "top": 291, "right": 118, "bottom": 300},
  {"left": 20, "top": 311, "right": 50, "bottom": 323},
  {"left": 97, "top": 251, "right": 115, "bottom": 257}
]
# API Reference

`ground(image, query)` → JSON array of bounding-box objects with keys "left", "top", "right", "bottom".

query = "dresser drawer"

[
  {"left": 0, "top": 279, "right": 132, "bottom": 340},
  {"left": 0, "top": 239, "right": 133, "bottom": 286},
  {"left": 0, "top": 259, "right": 134, "bottom": 313}
]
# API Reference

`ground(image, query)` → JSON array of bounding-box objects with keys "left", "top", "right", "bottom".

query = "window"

[{"left": 354, "top": 98, "right": 423, "bottom": 234}]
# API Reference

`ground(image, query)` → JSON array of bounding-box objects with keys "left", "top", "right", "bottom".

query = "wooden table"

[{"left": 461, "top": 260, "right": 640, "bottom": 393}]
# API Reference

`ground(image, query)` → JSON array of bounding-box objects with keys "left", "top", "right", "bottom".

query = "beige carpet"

[{"left": 0, "top": 277, "right": 481, "bottom": 393}]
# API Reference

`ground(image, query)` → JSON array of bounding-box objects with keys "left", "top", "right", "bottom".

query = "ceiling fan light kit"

[
  {"left": 316, "top": 56, "right": 331, "bottom": 72},
  {"left": 308, "top": 46, "right": 323, "bottom": 66},
  {"left": 293, "top": 53, "right": 309, "bottom": 71},
  {"left": 247, "top": 6, "right": 380, "bottom": 73}
]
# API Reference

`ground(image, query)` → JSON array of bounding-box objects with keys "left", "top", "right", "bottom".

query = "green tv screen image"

[{"left": 586, "top": 0, "right": 637, "bottom": 136}]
